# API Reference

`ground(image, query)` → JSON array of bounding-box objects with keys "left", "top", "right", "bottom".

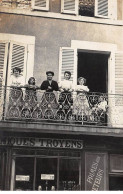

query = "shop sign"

[
  {"left": 85, "top": 152, "right": 107, "bottom": 191},
  {"left": 41, "top": 174, "right": 54, "bottom": 180},
  {"left": 16, "top": 175, "right": 30, "bottom": 181},
  {"left": 0, "top": 137, "right": 83, "bottom": 149}
]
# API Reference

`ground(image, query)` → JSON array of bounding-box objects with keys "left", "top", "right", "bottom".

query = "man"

[{"left": 40, "top": 71, "right": 58, "bottom": 92}]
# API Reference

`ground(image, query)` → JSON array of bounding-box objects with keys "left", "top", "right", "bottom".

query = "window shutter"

[
  {"left": 95, "top": 0, "right": 109, "bottom": 18},
  {"left": 7, "top": 41, "right": 28, "bottom": 86},
  {"left": 31, "top": 0, "right": 49, "bottom": 11},
  {"left": 110, "top": 51, "right": 123, "bottom": 127},
  {"left": 115, "top": 52, "right": 123, "bottom": 104},
  {"left": 95, "top": 0, "right": 117, "bottom": 19},
  {"left": 59, "top": 47, "right": 77, "bottom": 86},
  {"left": 61, "top": 0, "right": 79, "bottom": 15},
  {"left": 0, "top": 42, "right": 9, "bottom": 119}
]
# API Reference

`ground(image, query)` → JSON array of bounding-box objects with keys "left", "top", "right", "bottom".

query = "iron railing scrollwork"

[{"left": 0, "top": 87, "right": 123, "bottom": 127}]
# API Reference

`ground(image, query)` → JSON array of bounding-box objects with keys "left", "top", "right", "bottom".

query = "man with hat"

[
  {"left": 40, "top": 71, "right": 59, "bottom": 118},
  {"left": 40, "top": 71, "right": 58, "bottom": 92}
]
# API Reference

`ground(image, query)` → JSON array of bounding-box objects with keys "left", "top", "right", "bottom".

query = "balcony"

[{"left": 0, "top": 87, "right": 123, "bottom": 128}]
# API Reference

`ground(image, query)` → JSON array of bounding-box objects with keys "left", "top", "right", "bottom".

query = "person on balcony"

[
  {"left": 91, "top": 95, "right": 108, "bottom": 125},
  {"left": 7, "top": 67, "right": 25, "bottom": 118},
  {"left": 73, "top": 77, "right": 90, "bottom": 122},
  {"left": 21, "top": 77, "right": 39, "bottom": 119},
  {"left": 58, "top": 71, "right": 73, "bottom": 120},
  {"left": 40, "top": 71, "right": 59, "bottom": 119}
]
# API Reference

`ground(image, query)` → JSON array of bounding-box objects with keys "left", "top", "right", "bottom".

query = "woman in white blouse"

[
  {"left": 8, "top": 67, "right": 25, "bottom": 118},
  {"left": 58, "top": 71, "right": 73, "bottom": 117}
]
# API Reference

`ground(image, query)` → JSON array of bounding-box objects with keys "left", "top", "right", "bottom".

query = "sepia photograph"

[{"left": 0, "top": 0, "right": 123, "bottom": 191}]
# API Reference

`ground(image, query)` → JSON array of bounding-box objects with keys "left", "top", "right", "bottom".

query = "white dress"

[{"left": 73, "top": 84, "right": 90, "bottom": 116}]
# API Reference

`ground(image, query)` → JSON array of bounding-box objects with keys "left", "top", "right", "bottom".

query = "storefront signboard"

[
  {"left": 41, "top": 174, "right": 54, "bottom": 180},
  {"left": 0, "top": 137, "right": 83, "bottom": 149},
  {"left": 16, "top": 175, "right": 30, "bottom": 181},
  {"left": 85, "top": 152, "right": 107, "bottom": 190}
]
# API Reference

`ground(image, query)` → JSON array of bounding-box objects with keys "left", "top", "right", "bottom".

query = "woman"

[
  {"left": 73, "top": 77, "right": 90, "bottom": 122},
  {"left": 21, "top": 77, "right": 39, "bottom": 119},
  {"left": 58, "top": 71, "right": 73, "bottom": 120},
  {"left": 7, "top": 67, "right": 25, "bottom": 118}
]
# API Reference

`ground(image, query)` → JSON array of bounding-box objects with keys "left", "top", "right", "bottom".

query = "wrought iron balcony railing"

[{"left": 0, "top": 87, "right": 123, "bottom": 127}]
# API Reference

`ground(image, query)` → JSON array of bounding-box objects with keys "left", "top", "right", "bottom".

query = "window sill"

[{"left": 0, "top": 7, "right": 123, "bottom": 26}]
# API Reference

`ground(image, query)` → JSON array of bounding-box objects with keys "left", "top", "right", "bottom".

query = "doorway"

[{"left": 78, "top": 52, "right": 109, "bottom": 93}]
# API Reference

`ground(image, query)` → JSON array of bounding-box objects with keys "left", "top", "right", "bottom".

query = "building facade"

[{"left": 0, "top": 0, "right": 123, "bottom": 190}]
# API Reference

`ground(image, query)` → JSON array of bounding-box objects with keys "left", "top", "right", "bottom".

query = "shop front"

[{"left": 0, "top": 134, "right": 123, "bottom": 191}]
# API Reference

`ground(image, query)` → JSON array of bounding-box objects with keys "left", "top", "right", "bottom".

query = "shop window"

[
  {"left": 15, "top": 157, "right": 34, "bottom": 191},
  {"left": 0, "top": 152, "right": 2, "bottom": 190},
  {"left": 36, "top": 158, "right": 57, "bottom": 190},
  {"left": 12, "top": 149, "right": 81, "bottom": 190},
  {"left": 109, "top": 176, "right": 123, "bottom": 190},
  {"left": 59, "top": 159, "right": 80, "bottom": 190}
]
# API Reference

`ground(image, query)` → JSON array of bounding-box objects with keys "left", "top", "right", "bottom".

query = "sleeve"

[
  {"left": 41, "top": 81, "right": 47, "bottom": 90},
  {"left": 54, "top": 81, "right": 59, "bottom": 91}
]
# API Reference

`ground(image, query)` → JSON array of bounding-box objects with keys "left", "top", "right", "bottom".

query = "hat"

[
  {"left": 13, "top": 67, "right": 21, "bottom": 74},
  {"left": 78, "top": 77, "right": 86, "bottom": 84},
  {"left": 64, "top": 71, "right": 71, "bottom": 76},
  {"left": 46, "top": 71, "right": 54, "bottom": 76}
]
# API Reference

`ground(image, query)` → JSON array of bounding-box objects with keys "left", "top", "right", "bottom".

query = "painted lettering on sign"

[
  {"left": 0, "top": 137, "right": 83, "bottom": 149},
  {"left": 86, "top": 154, "right": 105, "bottom": 190}
]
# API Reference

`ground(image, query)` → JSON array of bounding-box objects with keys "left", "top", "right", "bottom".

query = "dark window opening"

[
  {"left": 78, "top": 52, "right": 109, "bottom": 93},
  {"left": 109, "top": 176, "right": 123, "bottom": 190},
  {"left": 79, "top": 0, "right": 95, "bottom": 17}
]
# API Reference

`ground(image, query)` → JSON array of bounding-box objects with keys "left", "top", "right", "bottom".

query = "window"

[
  {"left": 11, "top": 149, "right": 81, "bottom": 190},
  {"left": 0, "top": 33, "right": 35, "bottom": 120},
  {"left": 31, "top": 0, "right": 49, "bottom": 11},
  {"left": 61, "top": 0, "right": 117, "bottom": 19},
  {"left": 59, "top": 41, "right": 123, "bottom": 127}
]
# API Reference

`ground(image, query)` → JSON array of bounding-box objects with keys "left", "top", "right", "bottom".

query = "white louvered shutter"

[
  {"left": 95, "top": 0, "right": 117, "bottom": 19},
  {"left": 95, "top": 0, "right": 109, "bottom": 18},
  {"left": 110, "top": 52, "right": 123, "bottom": 127},
  {"left": 7, "top": 41, "right": 27, "bottom": 86},
  {"left": 115, "top": 52, "right": 123, "bottom": 104},
  {"left": 0, "top": 42, "right": 9, "bottom": 119},
  {"left": 61, "top": 0, "right": 79, "bottom": 15},
  {"left": 31, "top": 0, "right": 49, "bottom": 11},
  {"left": 59, "top": 47, "right": 77, "bottom": 86}
]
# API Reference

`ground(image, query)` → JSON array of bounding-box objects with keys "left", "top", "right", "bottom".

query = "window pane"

[
  {"left": 0, "top": 151, "right": 2, "bottom": 190},
  {"left": 59, "top": 159, "right": 80, "bottom": 190},
  {"left": 36, "top": 158, "right": 57, "bottom": 191},
  {"left": 15, "top": 157, "right": 34, "bottom": 191}
]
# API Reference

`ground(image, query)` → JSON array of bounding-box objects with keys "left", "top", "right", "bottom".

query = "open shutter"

[
  {"left": 7, "top": 41, "right": 28, "bottom": 85},
  {"left": 61, "top": 0, "right": 79, "bottom": 15},
  {"left": 31, "top": 0, "right": 49, "bottom": 11},
  {"left": 0, "top": 41, "right": 9, "bottom": 119},
  {"left": 110, "top": 52, "right": 123, "bottom": 127},
  {"left": 59, "top": 47, "right": 77, "bottom": 86},
  {"left": 95, "top": 0, "right": 109, "bottom": 18},
  {"left": 115, "top": 52, "right": 123, "bottom": 103},
  {"left": 95, "top": 0, "right": 117, "bottom": 19}
]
